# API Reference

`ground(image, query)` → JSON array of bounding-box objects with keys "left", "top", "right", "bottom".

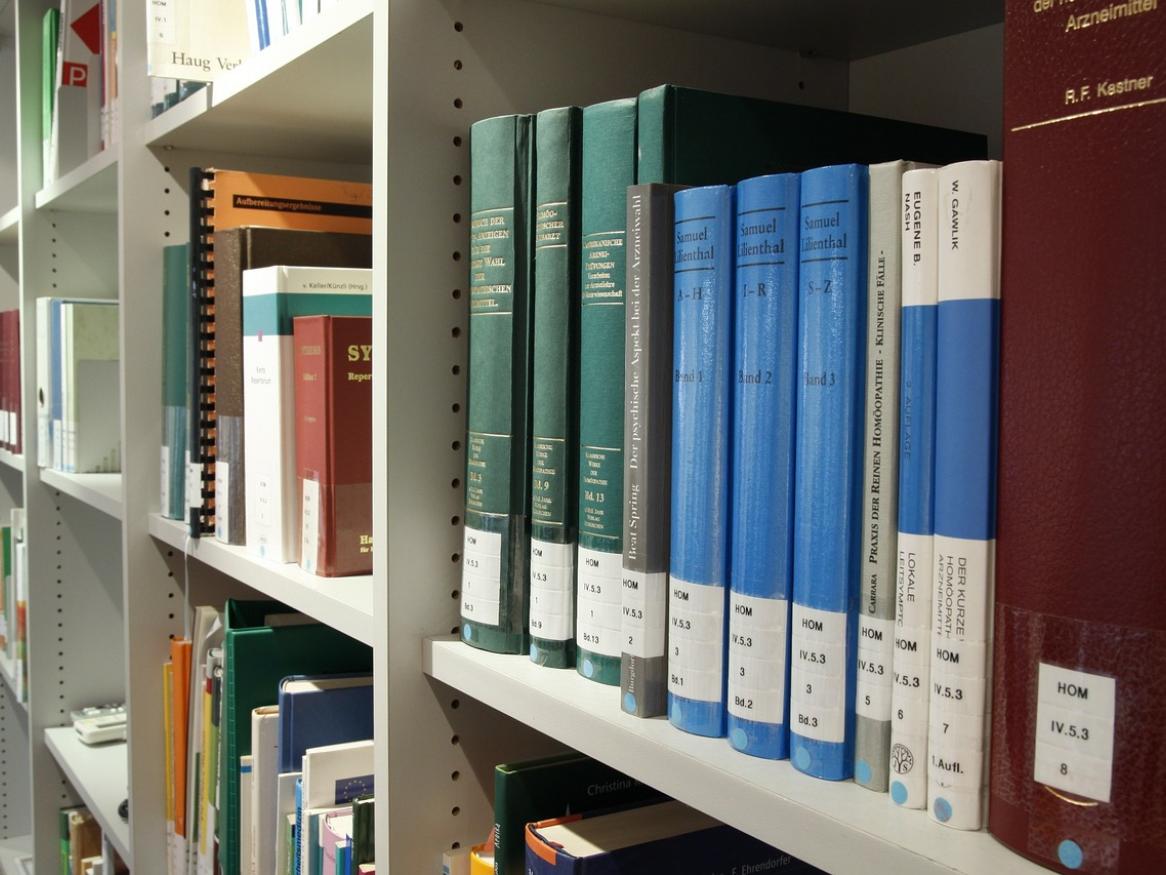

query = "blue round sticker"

[
  {"left": 1057, "top": 840, "right": 1084, "bottom": 870},
  {"left": 933, "top": 798, "right": 952, "bottom": 823},
  {"left": 890, "top": 782, "right": 908, "bottom": 805}
]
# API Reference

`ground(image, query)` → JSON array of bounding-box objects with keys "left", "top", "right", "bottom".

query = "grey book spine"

[
  {"left": 855, "top": 161, "right": 913, "bottom": 790},
  {"left": 620, "top": 184, "right": 687, "bottom": 717}
]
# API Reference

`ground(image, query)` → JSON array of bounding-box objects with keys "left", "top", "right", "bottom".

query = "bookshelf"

[
  {"left": 148, "top": 514, "right": 375, "bottom": 645},
  {"left": 0, "top": 448, "right": 21, "bottom": 472},
  {"left": 0, "top": 0, "right": 1033, "bottom": 873},
  {"left": 0, "top": 208, "right": 17, "bottom": 244},
  {"left": 43, "top": 728, "right": 131, "bottom": 865},
  {"left": 33, "top": 149, "right": 119, "bottom": 212},
  {"left": 40, "top": 469, "right": 123, "bottom": 520},
  {"left": 0, "top": 834, "right": 32, "bottom": 875}
]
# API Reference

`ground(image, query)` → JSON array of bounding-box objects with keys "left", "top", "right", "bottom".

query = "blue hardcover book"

[
  {"left": 726, "top": 174, "right": 800, "bottom": 759},
  {"left": 524, "top": 801, "right": 816, "bottom": 875},
  {"left": 276, "top": 674, "right": 374, "bottom": 773},
  {"left": 889, "top": 167, "right": 939, "bottom": 809},
  {"left": 667, "top": 185, "right": 734, "bottom": 738},
  {"left": 789, "top": 164, "right": 868, "bottom": 780},
  {"left": 927, "top": 160, "right": 1001, "bottom": 830}
]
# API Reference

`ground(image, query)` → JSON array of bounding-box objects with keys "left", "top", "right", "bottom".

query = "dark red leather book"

[
  {"left": 11, "top": 310, "right": 21, "bottom": 455},
  {"left": 293, "top": 315, "right": 373, "bottom": 577},
  {"left": 0, "top": 311, "right": 9, "bottom": 452},
  {"left": 991, "top": 3, "right": 1166, "bottom": 873}
]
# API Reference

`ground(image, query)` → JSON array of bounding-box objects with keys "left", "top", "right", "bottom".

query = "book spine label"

[
  {"left": 667, "top": 185, "right": 734, "bottom": 738},
  {"left": 462, "top": 115, "right": 533, "bottom": 654},
  {"left": 529, "top": 106, "right": 581, "bottom": 667},
  {"left": 1031, "top": 664, "right": 1116, "bottom": 804},
  {"left": 855, "top": 162, "right": 908, "bottom": 790},
  {"left": 576, "top": 99, "right": 636, "bottom": 683},
  {"left": 890, "top": 168, "right": 939, "bottom": 809},
  {"left": 928, "top": 160, "right": 1000, "bottom": 830},
  {"left": 528, "top": 540, "right": 573, "bottom": 643},
  {"left": 727, "top": 173, "right": 799, "bottom": 759},
  {"left": 790, "top": 164, "right": 868, "bottom": 781},
  {"left": 620, "top": 183, "right": 683, "bottom": 718}
]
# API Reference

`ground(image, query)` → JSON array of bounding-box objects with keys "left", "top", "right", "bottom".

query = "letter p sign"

[{"left": 63, "top": 61, "right": 88, "bottom": 87}]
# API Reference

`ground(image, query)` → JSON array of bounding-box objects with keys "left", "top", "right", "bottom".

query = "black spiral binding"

[{"left": 188, "top": 167, "right": 217, "bottom": 537}]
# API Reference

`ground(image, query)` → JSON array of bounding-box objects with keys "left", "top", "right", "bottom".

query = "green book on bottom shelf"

[
  {"left": 218, "top": 600, "right": 372, "bottom": 875},
  {"left": 352, "top": 796, "right": 375, "bottom": 870},
  {"left": 493, "top": 753, "right": 665, "bottom": 875},
  {"left": 460, "top": 114, "right": 535, "bottom": 655}
]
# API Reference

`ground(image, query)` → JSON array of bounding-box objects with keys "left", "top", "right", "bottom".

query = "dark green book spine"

[
  {"left": 461, "top": 114, "right": 535, "bottom": 654},
  {"left": 529, "top": 107, "right": 582, "bottom": 668},
  {"left": 620, "top": 184, "right": 686, "bottom": 717},
  {"left": 575, "top": 98, "right": 637, "bottom": 685},
  {"left": 162, "top": 244, "right": 189, "bottom": 520}
]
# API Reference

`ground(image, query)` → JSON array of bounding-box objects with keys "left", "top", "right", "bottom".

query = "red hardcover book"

[
  {"left": 293, "top": 315, "right": 373, "bottom": 577},
  {"left": 1, "top": 310, "right": 10, "bottom": 451},
  {"left": 991, "top": 4, "right": 1166, "bottom": 873},
  {"left": 11, "top": 310, "right": 20, "bottom": 455}
]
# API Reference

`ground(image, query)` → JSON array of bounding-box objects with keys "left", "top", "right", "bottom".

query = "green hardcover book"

[
  {"left": 217, "top": 600, "right": 372, "bottom": 875},
  {"left": 575, "top": 98, "right": 637, "bottom": 685},
  {"left": 41, "top": 8, "right": 59, "bottom": 175},
  {"left": 635, "top": 83, "right": 985, "bottom": 186},
  {"left": 352, "top": 795, "right": 375, "bottom": 870},
  {"left": 492, "top": 753, "right": 664, "bottom": 875},
  {"left": 59, "top": 805, "right": 78, "bottom": 875},
  {"left": 162, "top": 244, "right": 190, "bottom": 519},
  {"left": 461, "top": 114, "right": 535, "bottom": 655},
  {"left": 529, "top": 106, "right": 582, "bottom": 669}
]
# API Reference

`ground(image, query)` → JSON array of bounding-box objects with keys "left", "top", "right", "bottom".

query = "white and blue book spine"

[
  {"left": 927, "top": 160, "right": 1001, "bottom": 830},
  {"left": 789, "top": 164, "right": 868, "bottom": 780},
  {"left": 726, "top": 174, "right": 799, "bottom": 759},
  {"left": 668, "top": 185, "right": 734, "bottom": 738},
  {"left": 889, "top": 168, "right": 939, "bottom": 809}
]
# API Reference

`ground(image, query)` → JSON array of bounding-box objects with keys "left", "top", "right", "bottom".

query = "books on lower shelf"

[
  {"left": 524, "top": 800, "right": 818, "bottom": 875},
  {"left": 459, "top": 79, "right": 1013, "bottom": 845},
  {"left": 162, "top": 599, "right": 373, "bottom": 875},
  {"left": 1, "top": 507, "right": 28, "bottom": 702},
  {"left": 35, "top": 296, "right": 120, "bottom": 474},
  {"left": 59, "top": 805, "right": 129, "bottom": 875}
]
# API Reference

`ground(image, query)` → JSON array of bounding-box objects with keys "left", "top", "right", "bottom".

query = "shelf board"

[
  {"left": 34, "top": 149, "right": 118, "bottom": 213},
  {"left": 0, "top": 834, "right": 32, "bottom": 875},
  {"left": 145, "top": 1, "right": 373, "bottom": 163},
  {"left": 0, "top": 650, "right": 27, "bottom": 717},
  {"left": 44, "top": 727, "right": 132, "bottom": 867},
  {"left": 149, "top": 514, "right": 374, "bottom": 646},
  {"left": 538, "top": 0, "right": 1002, "bottom": 59},
  {"left": 40, "top": 469, "right": 123, "bottom": 520},
  {"left": 0, "top": 205, "right": 18, "bottom": 243},
  {"left": 0, "top": 448, "right": 25, "bottom": 473},
  {"left": 425, "top": 637, "right": 1043, "bottom": 875}
]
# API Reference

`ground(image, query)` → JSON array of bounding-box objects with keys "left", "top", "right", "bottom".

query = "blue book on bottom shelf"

[
  {"left": 668, "top": 185, "right": 734, "bottom": 738},
  {"left": 789, "top": 164, "right": 868, "bottom": 780},
  {"left": 727, "top": 173, "right": 800, "bottom": 760}
]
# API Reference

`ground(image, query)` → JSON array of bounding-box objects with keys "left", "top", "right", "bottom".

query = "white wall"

[{"left": 849, "top": 24, "right": 1003, "bottom": 158}]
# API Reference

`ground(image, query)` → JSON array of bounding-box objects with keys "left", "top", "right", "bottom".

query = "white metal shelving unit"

[
  {"left": 0, "top": 0, "right": 1027, "bottom": 872},
  {"left": 43, "top": 728, "right": 131, "bottom": 865}
]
